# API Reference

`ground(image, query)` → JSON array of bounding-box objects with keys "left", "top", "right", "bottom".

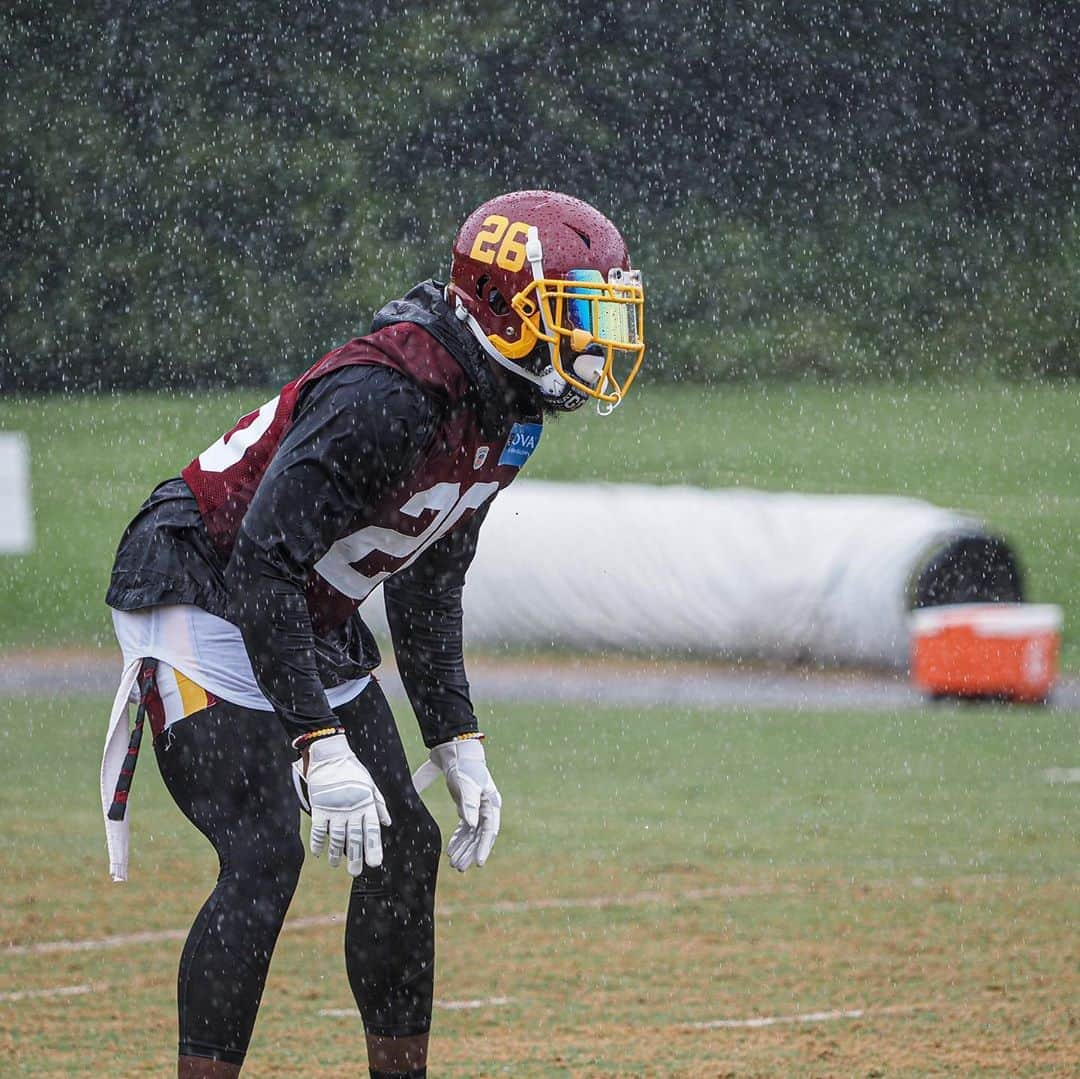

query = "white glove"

[
  {"left": 299, "top": 734, "right": 391, "bottom": 875},
  {"left": 412, "top": 737, "right": 501, "bottom": 872}
]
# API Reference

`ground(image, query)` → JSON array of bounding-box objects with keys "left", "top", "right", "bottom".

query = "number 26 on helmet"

[{"left": 448, "top": 190, "right": 645, "bottom": 413}]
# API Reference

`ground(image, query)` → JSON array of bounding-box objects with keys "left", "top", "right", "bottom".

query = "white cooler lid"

[{"left": 909, "top": 602, "right": 1063, "bottom": 638}]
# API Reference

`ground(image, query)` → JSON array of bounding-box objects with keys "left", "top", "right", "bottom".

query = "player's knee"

[
  {"left": 277, "top": 830, "right": 306, "bottom": 892},
  {"left": 351, "top": 794, "right": 440, "bottom": 897},
  {"left": 231, "top": 829, "right": 305, "bottom": 914},
  {"left": 396, "top": 795, "right": 442, "bottom": 884}
]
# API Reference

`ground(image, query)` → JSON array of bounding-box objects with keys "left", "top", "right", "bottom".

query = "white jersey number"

[
  {"left": 197, "top": 396, "right": 282, "bottom": 473},
  {"left": 313, "top": 481, "right": 499, "bottom": 601}
]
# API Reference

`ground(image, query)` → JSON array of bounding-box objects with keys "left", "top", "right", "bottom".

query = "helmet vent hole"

[
  {"left": 568, "top": 224, "right": 592, "bottom": 248},
  {"left": 487, "top": 287, "right": 510, "bottom": 316},
  {"left": 475, "top": 274, "right": 490, "bottom": 299}
]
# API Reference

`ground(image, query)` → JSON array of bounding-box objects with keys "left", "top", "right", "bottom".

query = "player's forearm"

[
  {"left": 226, "top": 540, "right": 338, "bottom": 741},
  {"left": 219, "top": 369, "right": 433, "bottom": 741},
  {"left": 384, "top": 578, "right": 478, "bottom": 747}
]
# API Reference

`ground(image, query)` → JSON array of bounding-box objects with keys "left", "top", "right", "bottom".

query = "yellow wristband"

[{"left": 291, "top": 725, "right": 346, "bottom": 750}]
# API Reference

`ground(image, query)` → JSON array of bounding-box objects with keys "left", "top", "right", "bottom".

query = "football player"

[{"left": 101, "top": 190, "right": 644, "bottom": 1078}]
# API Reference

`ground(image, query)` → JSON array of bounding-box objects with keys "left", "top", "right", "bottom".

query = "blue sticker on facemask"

[{"left": 498, "top": 422, "right": 543, "bottom": 469}]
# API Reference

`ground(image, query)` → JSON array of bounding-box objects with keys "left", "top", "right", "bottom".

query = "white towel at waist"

[{"left": 101, "top": 604, "right": 370, "bottom": 881}]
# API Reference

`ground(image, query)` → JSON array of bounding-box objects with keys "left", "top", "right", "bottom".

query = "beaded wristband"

[
  {"left": 291, "top": 725, "right": 346, "bottom": 750},
  {"left": 450, "top": 731, "right": 485, "bottom": 742}
]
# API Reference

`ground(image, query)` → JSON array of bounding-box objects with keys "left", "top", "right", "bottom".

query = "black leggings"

[{"left": 154, "top": 678, "right": 441, "bottom": 1065}]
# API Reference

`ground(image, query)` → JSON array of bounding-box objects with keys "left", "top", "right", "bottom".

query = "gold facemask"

[{"left": 508, "top": 267, "right": 645, "bottom": 407}]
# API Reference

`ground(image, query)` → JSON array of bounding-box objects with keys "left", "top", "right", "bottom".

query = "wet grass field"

[
  {"left": 0, "top": 382, "right": 1077, "bottom": 668},
  {"left": 1, "top": 381, "right": 1076, "bottom": 1073},
  {"left": 1, "top": 692, "right": 1076, "bottom": 1076}
]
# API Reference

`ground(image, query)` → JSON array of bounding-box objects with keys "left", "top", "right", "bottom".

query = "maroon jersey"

[{"left": 181, "top": 322, "right": 542, "bottom": 636}]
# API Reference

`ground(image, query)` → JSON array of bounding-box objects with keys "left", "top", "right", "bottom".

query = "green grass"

[
  {"left": 0, "top": 382, "right": 1077, "bottom": 667},
  {"left": 1, "top": 692, "right": 1077, "bottom": 1075}
]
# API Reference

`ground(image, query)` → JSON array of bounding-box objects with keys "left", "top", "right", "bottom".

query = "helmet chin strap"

[{"left": 450, "top": 290, "right": 571, "bottom": 399}]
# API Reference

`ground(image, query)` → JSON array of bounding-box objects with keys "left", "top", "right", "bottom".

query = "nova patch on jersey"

[{"left": 498, "top": 422, "right": 543, "bottom": 469}]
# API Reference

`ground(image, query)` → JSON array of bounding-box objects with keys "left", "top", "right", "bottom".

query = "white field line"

[
  {"left": 3, "top": 883, "right": 795, "bottom": 958},
  {"left": 688, "top": 1001, "right": 933, "bottom": 1030},
  {"left": 7, "top": 873, "right": 1049, "bottom": 961},
  {"left": 1043, "top": 767, "right": 1080, "bottom": 783},
  {"left": 0, "top": 981, "right": 932, "bottom": 1033},
  {"left": 319, "top": 996, "right": 514, "bottom": 1018},
  {"left": 5, "top": 927, "right": 189, "bottom": 956},
  {"left": 436, "top": 995, "right": 514, "bottom": 1011},
  {"left": 0, "top": 983, "right": 104, "bottom": 1003}
]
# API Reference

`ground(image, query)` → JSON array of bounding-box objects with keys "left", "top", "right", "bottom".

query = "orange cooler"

[{"left": 909, "top": 603, "right": 1063, "bottom": 703}]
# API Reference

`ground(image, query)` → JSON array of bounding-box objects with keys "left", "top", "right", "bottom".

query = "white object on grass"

[
  {"left": 0, "top": 432, "right": 33, "bottom": 554},
  {"left": 361, "top": 480, "right": 995, "bottom": 669}
]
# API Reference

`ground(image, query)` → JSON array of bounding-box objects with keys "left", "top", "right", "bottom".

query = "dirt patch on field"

[{"left": 2, "top": 873, "right": 1076, "bottom": 1075}]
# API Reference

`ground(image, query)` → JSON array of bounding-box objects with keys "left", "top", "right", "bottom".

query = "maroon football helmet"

[{"left": 448, "top": 191, "right": 645, "bottom": 411}]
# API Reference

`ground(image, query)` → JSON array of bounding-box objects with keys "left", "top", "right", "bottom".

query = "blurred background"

[{"left": 4, "top": 1, "right": 1080, "bottom": 391}]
